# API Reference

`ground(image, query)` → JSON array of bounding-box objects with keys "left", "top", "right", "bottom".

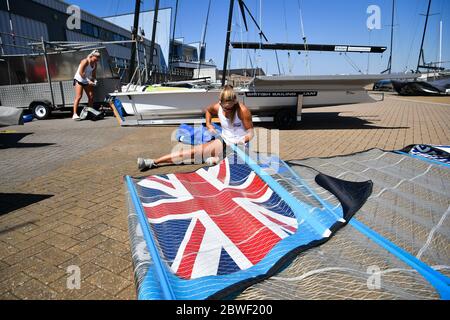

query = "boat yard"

[
  {"left": 0, "top": 0, "right": 449, "bottom": 303},
  {"left": 0, "top": 94, "right": 448, "bottom": 299}
]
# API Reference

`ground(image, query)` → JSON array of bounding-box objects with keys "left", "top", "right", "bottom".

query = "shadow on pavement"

[
  {"left": 0, "top": 193, "right": 54, "bottom": 217},
  {"left": 259, "top": 112, "right": 410, "bottom": 130},
  {"left": 48, "top": 108, "right": 113, "bottom": 120},
  {"left": 0, "top": 132, "right": 55, "bottom": 149}
]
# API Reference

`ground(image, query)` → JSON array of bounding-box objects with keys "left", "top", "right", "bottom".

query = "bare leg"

[
  {"left": 73, "top": 83, "right": 83, "bottom": 115},
  {"left": 154, "top": 139, "right": 223, "bottom": 165},
  {"left": 202, "top": 139, "right": 224, "bottom": 161},
  {"left": 83, "top": 85, "right": 94, "bottom": 108}
]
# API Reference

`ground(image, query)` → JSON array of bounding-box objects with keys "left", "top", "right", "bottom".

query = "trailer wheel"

[
  {"left": 275, "top": 109, "right": 297, "bottom": 129},
  {"left": 32, "top": 103, "right": 52, "bottom": 120}
]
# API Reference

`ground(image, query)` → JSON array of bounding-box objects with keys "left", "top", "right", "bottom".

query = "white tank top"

[
  {"left": 218, "top": 105, "right": 248, "bottom": 144},
  {"left": 74, "top": 59, "right": 95, "bottom": 84}
]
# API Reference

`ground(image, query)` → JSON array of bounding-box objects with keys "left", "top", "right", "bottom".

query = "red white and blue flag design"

[
  {"left": 137, "top": 158, "right": 298, "bottom": 280},
  {"left": 127, "top": 154, "right": 360, "bottom": 300}
]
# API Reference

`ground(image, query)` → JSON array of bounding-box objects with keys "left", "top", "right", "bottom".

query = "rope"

[
  {"left": 342, "top": 53, "right": 363, "bottom": 74},
  {"left": 405, "top": 0, "right": 423, "bottom": 71},
  {"left": 283, "top": 0, "right": 291, "bottom": 74},
  {"left": 297, "top": 0, "right": 311, "bottom": 75}
]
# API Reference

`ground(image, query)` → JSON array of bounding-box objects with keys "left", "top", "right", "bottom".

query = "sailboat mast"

[
  {"left": 417, "top": 0, "right": 432, "bottom": 72},
  {"left": 298, "top": 0, "right": 310, "bottom": 75},
  {"left": 149, "top": 0, "right": 160, "bottom": 77},
  {"left": 129, "top": 0, "right": 141, "bottom": 82},
  {"left": 170, "top": 0, "right": 179, "bottom": 69},
  {"left": 197, "top": 0, "right": 212, "bottom": 78},
  {"left": 222, "top": 0, "right": 235, "bottom": 87},
  {"left": 387, "top": 0, "right": 395, "bottom": 73},
  {"left": 439, "top": 20, "right": 442, "bottom": 69}
]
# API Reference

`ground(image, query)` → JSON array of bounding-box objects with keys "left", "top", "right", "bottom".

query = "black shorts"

[
  {"left": 73, "top": 79, "right": 88, "bottom": 87},
  {"left": 217, "top": 136, "right": 249, "bottom": 158},
  {"left": 216, "top": 136, "right": 228, "bottom": 157}
]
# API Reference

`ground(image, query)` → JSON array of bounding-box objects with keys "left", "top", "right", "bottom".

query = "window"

[
  {"left": 79, "top": 21, "right": 130, "bottom": 46},
  {"left": 80, "top": 22, "right": 100, "bottom": 39},
  {"left": 92, "top": 26, "right": 99, "bottom": 38},
  {"left": 81, "top": 21, "right": 93, "bottom": 37}
]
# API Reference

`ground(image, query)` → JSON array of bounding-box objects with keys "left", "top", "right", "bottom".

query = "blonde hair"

[
  {"left": 220, "top": 85, "right": 237, "bottom": 103},
  {"left": 220, "top": 85, "right": 239, "bottom": 121},
  {"left": 88, "top": 49, "right": 101, "bottom": 58}
]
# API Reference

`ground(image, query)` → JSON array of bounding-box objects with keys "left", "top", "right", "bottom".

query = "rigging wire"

[
  {"left": 197, "top": 0, "right": 212, "bottom": 77},
  {"left": 405, "top": 0, "right": 425, "bottom": 71},
  {"left": 255, "top": 0, "right": 281, "bottom": 75},
  {"left": 246, "top": 30, "right": 253, "bottom": 73},
  {"left": 297, "top": 0, "right": 311, "bottom": 75},
  {"left": 436, "top": 0, "right": 445, "bottom": 67},
  {"left": 114, "top": 0, "right": 122, "bottom": 20},
  {"left": 283, "top": 0, "right": 291, "bottom": 74},
  {"left": 441, "top": 0, "right": 449, "bottom": 69},
  {"left": 237, "top": 0, "right": 246, "bottom": 73},
  {"left": 252, "top": 0, "right": 259, "bottom": 75},
  {"left": 341, "top": 53, "right": 363, "bottom": 74},
  {"left": 106, "top": 0, "right": 114, "bottom": 18},
  {"left": 391, "top": 0, "right": 400, "bottom": 73},
  {"left": 367, "top": 28, "right": 372, "bottom": 74},
  {"left": 227, "top": 13, "right": 239, "bottom": 81}
]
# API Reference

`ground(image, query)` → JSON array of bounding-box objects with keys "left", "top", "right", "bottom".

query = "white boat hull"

[
  {"left": 113, "top": 89, "right": 221, "bottom": 117},
  {"left": 110, "top": 74, "right": 413, "bottom": 117},
  {"left": 111, "top": 88, "right": 374, "bottom": 117}
]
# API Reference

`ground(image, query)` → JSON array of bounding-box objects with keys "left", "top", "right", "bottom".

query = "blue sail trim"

[
  {"left": 125, "top": 176, "right": 176, "bottom": 300},
  {"left": 280, "top": 155, "right": 450, "bottom": 300},
  {"left": 350, "top": 219, "right": 450, "bottom": 300},
  {"left": 229, "top": 144, "right": 331, "bottom": 238},
  {"left": 395, "top": 151, "right": 450, "bottom": 168}
]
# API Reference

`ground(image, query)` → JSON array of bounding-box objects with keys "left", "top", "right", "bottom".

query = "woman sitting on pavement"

[{"left": 137, "top": 85, "right": 254, "bottom": 171}]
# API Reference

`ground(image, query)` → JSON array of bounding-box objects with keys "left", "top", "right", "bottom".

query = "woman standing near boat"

[
  {"left": 137, "top": 85, "right": 255, "bottom": 171},
  {"left": 72, "top": 50, "right": 100, "bottom": 120}
]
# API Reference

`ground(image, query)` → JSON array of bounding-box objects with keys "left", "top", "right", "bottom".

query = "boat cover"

[
  {"left": 175, "top": 124, "right": 221, "bottom": 145},
  {"left": 392, "top": 78, "right": 450, "bottom": 96},
  {"left": 0, "top": 107, "right": 23, "bottom": 127}
]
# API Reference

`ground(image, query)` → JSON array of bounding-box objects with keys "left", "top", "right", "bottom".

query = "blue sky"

[{"left": 69, "top": 0, "right": 449, "bottom": 75}]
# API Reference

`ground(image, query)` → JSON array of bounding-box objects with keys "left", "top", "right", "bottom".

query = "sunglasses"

[{"left": 220, "top": 101, "right": 236, "bottom": 110}]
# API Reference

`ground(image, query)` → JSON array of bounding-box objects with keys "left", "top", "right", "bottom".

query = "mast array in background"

[
  {"left": 149, "top": 0, "right": 160, "bottom": 76},
  {"left": 382, "top": 0, "right": 395, "bottom": 74},
  {"left": 129, "top": 0, "right": 141, "bottom": 82},
  {"left": 169, "top": 0, "right": 179, "bottom": 67},
  {"left": 197, "top": 0, "right": 212, "bottom": 79},
  {"left": 222, "top": 0, "right": 235, "bottom": 87}
]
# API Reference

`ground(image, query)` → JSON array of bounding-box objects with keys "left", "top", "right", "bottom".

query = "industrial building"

[
  {"left": 0, "top": 0, "right": 162, "bottom": 73},
  {"left": 0, "top": 0, "right": 217, "bottom": 81}
]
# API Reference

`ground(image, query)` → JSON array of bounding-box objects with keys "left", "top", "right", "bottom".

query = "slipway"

[{"left": 124, "top": 145, "right": 450, "bottom": 300}]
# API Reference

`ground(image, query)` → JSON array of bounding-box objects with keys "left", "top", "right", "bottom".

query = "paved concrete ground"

[{"left": 0, "top": 96, "right": 449, "bottom": 300}]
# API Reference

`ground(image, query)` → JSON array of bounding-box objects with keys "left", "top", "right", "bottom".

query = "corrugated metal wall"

[
  {"left": 2, "top": 0, "right": 167, "bottom": 74},
  {"left": 31, "top": 0, "right": 66, "bottom": 13},
  {"left": 65, "top": 30, "right": 132, "bottom": 61},
  {"left": 0, "top": 10, "right": 49, "bottom": 55},
  {"left": 32, "top": 0, "right": 138, "bottom": 38},
  {"left": 66, "top": 30, "right": 162, "bottom": 67}
]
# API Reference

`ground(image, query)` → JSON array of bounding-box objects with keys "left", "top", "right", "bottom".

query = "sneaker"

[
  {"left": 137, "top": 158, "right": 157, "bottom": 171},
  {"left": 204, "top": 157, "right": 220, "bottom": 166},
  {"left": 72, "top": 114, "right": 80, "bottom": 121}
]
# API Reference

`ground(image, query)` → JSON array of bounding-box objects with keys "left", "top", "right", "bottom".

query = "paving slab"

[{"left": 0, "top": 96, "right": 449, "bottom": 300}]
